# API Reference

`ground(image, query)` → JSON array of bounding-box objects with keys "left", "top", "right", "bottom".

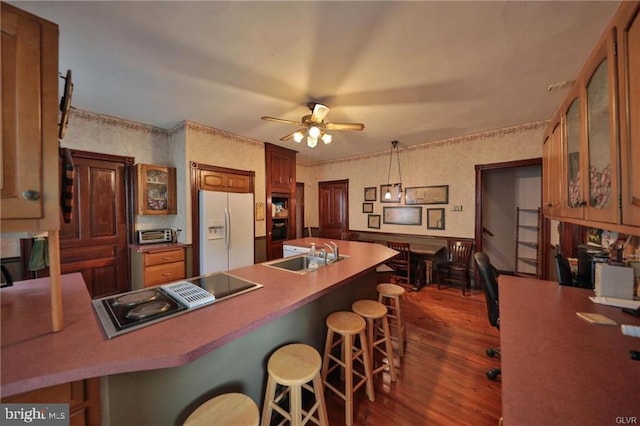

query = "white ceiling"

[{"left": 11, "top": 1, "right": 620, "bottom": 163}]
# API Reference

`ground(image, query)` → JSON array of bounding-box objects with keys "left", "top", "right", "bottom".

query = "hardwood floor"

[{"left": 324, "top": 284, "right": 502, "bottom": 425}]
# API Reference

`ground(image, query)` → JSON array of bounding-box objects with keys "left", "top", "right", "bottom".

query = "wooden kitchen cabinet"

[
  {"left": 1, "top": 3, "right": 59, "bottom": 232},
  {"left": 265, "top": 143, "right": 297, "bottom": 260},
  {"left": 131, "top": 246, "right": 186, "bottom": 288},
  {"left": 542, "top": 1, "right": 639, "bottom": 234},
  {"left": 617, "top": 2, "right": 640, "bottom": 227},
  {"left": 135, "top": 163, "right": 177, "bottom": 215},
  {"left": 199, "top": 169, "right": 251, "bottom": 193},
  {"left": 542, "top": 118, "right": 563, "bottom": 217},
  {"left": 1, "top": 3, "right": 63, "bottom": 332},
  {"left": 266, "top": 143, "right": 296, "bottom": 192},
  {"left": 1, "top": 378, "right": 101, "bottom": 426}
]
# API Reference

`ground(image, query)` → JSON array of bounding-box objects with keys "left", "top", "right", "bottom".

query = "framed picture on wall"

[
  {"left": 364, "top": 187, "right": 377, "bottom": 201},
  {"left": 405, "top": 185, "right": 449, "bottom": 205},
  {"left": 427, "top": 208, "right": 445, "bottom": 230},
  {"left": 380, "top": 184, "right": 402, "bottom": 203},
  {"left": 382, "top": 206, "right": 422, "bottom": 225},
  {"left": 362, "top": 202, "right": 374, "bottom": 213},
  {"left": 368, "top": 214, "right": 381, "bottom": 229}
]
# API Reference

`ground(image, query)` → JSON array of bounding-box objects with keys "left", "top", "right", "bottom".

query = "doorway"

[
  {"left": 475, "top": 158, "right": 543, "bottom": 276},
  {"left": 318, "top": 180, "right": 349, "bottom": 239}
]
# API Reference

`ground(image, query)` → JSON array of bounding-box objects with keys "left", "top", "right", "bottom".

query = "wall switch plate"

[{"left": 451, "top": 205, "right": 463, "bottom": 211}]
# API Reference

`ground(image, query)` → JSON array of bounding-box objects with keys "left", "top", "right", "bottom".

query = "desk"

[
  {"left": 410, "top": 243, "right": 446, "bottom": 290},
  {"left": 500, "top": 276, "right": 640, "bottom": 425}
]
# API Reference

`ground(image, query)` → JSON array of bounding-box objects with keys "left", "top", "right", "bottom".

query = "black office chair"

[
  {"left": 555, "top": 252, "right": 575, "bottom": 286},
  {"left": 474, "top": 252, "right": 501, "bottom": 381}
]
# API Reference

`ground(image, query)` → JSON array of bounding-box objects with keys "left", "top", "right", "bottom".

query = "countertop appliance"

[
  {"left": 200, "top": 190, "right": 254, "bottom": 274},
  {"left": 137, "top": 228, "right": 174, "bottom": 245},
  {"left": 92, "top": 272, "right": 262, "bottom": 339}
]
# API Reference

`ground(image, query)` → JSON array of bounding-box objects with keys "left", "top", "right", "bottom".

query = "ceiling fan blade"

[
  {"left": 325, "top": 122, "right": 365, "bottom": 131},
  {"left": 261, "top": 116, "right": 303, "bottom": 126},
  {"left": 280, "top": 130, "right": 299, "bottom": 141},
  {"left": 310, "top": 103, "right": 330, "bottom": 123}
]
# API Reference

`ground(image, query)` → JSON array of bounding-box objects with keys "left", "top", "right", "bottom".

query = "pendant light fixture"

[{"left": 384, "top": 140, "right": 403, "bottom": 201}]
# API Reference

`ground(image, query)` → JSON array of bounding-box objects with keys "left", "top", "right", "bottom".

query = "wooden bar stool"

[
  {"left": 184, "top": 392, "right": 259, "bottom": 426},
  {"left": 321, "top": 311, "right": 375, "bottom": 426},
  {"left": 377, "top": 283, "right": 406, "bottom": 357},
  {"left": 261, "top": 343, "right": 328, "bottom": 426},
  {"left": 351, "top": 299, "right": 397, "bottom": 382}
]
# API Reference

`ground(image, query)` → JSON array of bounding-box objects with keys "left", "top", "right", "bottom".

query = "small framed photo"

[
  {"left": 380, "top": 183, "right": 402, "bottom": 203},
  {"left": 427, "top": 208, "right": 445, "bottom": 230},
  {"left": 405, "top": 185, "right": 449, "bottom": 205},
  {"left": 362, "top": 202, "right": 374, "bottom": 213},
  {"left": 368, "top": 214, "right": 381, "bottom": 229},
  {"left": 364, "top": 187, "right": 377, "bottom": 202}
]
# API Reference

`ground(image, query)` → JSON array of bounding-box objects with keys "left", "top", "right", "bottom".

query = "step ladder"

[{"left": 514, "top": 207, "right": 541, "bottom": 278}]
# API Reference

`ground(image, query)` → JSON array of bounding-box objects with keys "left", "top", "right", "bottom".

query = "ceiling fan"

[{"left": 261, "top": 102, "right": 364, "bottom": 148}]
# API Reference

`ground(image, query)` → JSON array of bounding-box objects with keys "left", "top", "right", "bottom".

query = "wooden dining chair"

[
  {"left": 386, "top": 241, "right": 411, "bottom": 286},
  {"left": 437, "top": 240, "right": 474, "bottom": 295},
  {"left": 341, "top": 231, "right": 359, "bottom": 241}
]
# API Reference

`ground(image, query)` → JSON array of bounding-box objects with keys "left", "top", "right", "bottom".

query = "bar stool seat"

[
  {"left": 261, "top": 343, "right": 328, "bottom": 426},
  {"left": 377, "top": 283, "right": 406, "bottom": 357},
  {"left": 321, "top": 311, "right": 375, "bottom": 426},
  {"left": 352, "top": 299, "right": 397, "bottom": 382},
  {"left": 184, "top": 392, "right": 259, "bottom": 426}
]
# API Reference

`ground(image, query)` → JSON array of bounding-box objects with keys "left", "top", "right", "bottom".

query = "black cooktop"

[
  {"left": 92, "top": 272, "right": 263, "bottom": 339},
  {"left": 188, "top": 273, "right": 261, "bottom": 300}
]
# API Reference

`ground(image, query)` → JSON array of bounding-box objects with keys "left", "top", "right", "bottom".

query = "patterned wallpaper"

[
  {"left": 302, "top": 121, "right": 547, "bottom": 238},
  {"left": 58, "top": 108, "right": 546, "bottom": 243}
]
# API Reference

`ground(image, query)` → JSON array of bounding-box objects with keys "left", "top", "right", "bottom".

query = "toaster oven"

[{"left": 137, "top": 229, "right": 173, "bottom": 245}]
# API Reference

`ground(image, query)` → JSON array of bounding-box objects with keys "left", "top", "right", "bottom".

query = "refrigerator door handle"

[{"left": 224, "top": 208, "right": 230, "bottom": 250}]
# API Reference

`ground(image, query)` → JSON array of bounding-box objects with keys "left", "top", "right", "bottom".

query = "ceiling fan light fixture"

[
  {"left": 293, "top": 131, "right": 304, "bottom": 143},
  {"left": 321, "top": 133, "right": 332, "bottom": 144},
  {"left": 308, "top": 126, "right": 321, "bottom": 138},
  {"left": 307, "top": 135, "right": 318, "bottom": 148}
]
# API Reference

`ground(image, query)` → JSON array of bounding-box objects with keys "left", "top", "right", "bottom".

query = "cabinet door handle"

[
  {"left": 162, "top": 272, "right": 171, "bottom": 277},
  {"left": 579, "top": 201, "right": 587, "bottom": 207},
  {"left": 22, "top": 190, "right": 40, "bottom": 201},
  {"left": 161, "top": 256, "right": 171, "bottom": 261}
]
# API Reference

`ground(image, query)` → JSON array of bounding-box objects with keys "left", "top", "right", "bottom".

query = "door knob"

[{"left": 22, "top": 190, "right": 40, "bottom": 201}]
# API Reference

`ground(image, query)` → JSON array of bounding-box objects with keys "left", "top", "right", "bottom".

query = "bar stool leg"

[
  {"left": 260, "top": 376, "right": 277, "bottom": 426},
  {"left": 358, "top": 329, "right": 375, "bottom": 401},
  {"left": 379, "top": 315, "right": 397, "bottom": 382}
]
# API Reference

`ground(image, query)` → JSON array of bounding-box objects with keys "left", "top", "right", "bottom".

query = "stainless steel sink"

[{"left": 264, "top": 254, "right": 348, "bottom": 274}]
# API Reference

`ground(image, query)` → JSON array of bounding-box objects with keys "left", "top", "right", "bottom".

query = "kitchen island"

[{"left": 1, "top": 238, "right": 396, "bottom": 425}]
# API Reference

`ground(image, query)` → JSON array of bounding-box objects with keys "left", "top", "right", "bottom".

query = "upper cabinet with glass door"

[
  {"left": 543, "top": 1, "right": 640, "bottom": 233},
  {"left": 136, "top": 163, "right": 177, "bottom": 215},
  {"left": 562, "top": 87, "right": 584, "bottom": 219},
  {"left": 616, "top": 2, "right": 640, "bottom": 228},
  {"left": 582, "top": 35, "right": 618, "bottom": 224},
  {"left": 562, "top": 34, "right": 617, "bottom": 224}
]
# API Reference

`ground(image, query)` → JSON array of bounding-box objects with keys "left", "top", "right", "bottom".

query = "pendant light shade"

[{"left": 385, "top": 140, "right": 403, "bottom": 201}]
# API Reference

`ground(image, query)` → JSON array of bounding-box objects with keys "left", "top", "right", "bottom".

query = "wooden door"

[
  {"left": 59, "top": 151, "right": 132, "bottom": 297},
  {"left": 318, "top": 180, "right": 348, "bottom": 239}
]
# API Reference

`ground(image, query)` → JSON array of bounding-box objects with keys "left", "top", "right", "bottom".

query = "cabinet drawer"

[
  {"left": 144, "top": 262, "right": 185, "bottom": 287},
  {"left": 144, "top": 248, "right": 185, "bottom": 266}
]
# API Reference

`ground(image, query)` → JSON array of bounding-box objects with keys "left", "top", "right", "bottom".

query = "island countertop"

[{"left": 1, "top": 238, "right": 396, "bottom": 397}]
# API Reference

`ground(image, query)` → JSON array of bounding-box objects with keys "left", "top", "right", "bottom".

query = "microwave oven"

[{"left": 137, "top": 229, "right": 173, "bottom": 245}]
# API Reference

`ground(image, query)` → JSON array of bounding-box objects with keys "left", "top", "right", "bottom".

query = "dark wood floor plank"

[{"left": 324, "top": 284, "right": 502, "bottom": 425}]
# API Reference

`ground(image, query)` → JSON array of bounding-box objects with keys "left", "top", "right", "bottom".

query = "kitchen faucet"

[{"left": 324, "top": 241, "right": 339, "bottom": 263}]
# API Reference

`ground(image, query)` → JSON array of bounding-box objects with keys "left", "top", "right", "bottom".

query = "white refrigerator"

[{"left": 199, "top": 190, "right": 254, "bottom": 274}]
